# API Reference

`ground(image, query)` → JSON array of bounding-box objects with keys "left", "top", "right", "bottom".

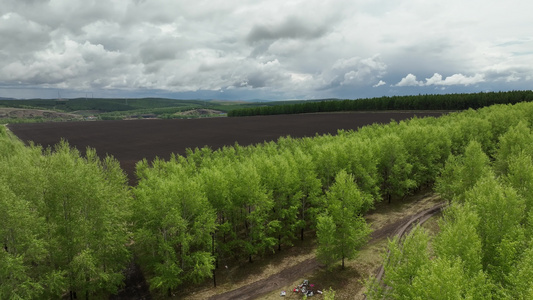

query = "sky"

[{"left": 1, "top": 0, "right": 532, "bottom": 100}]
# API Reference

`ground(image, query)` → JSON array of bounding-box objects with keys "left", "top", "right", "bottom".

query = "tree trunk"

[{"left": 213, "top": 268, "right": 217, "bottom": 287}]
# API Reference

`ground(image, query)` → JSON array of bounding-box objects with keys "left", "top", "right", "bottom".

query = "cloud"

[
  {"left": 395, "top": 74, "right": 423, "bottom": 87},
  {"left": 246, "top": 16, "right": 330, "bottom": 45},
  {"left": 317, "top": 55, "right": 387, "bottom": 90},
  {"left": 373, "top": 80, "right": 386, "bottom": 87},
  {"left": 425, "top": 73, "right": 485, "bottom": 86},
  {"left": 395, "top": 73, "right": 485, "bottom": 87}
]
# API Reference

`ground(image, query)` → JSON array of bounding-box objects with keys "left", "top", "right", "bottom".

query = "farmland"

[{"left": 8, "top": 111, "right": 445, "bottom": 185}]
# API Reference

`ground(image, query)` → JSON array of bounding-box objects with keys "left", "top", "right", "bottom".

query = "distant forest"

[{"left": 228, "top": 91, "right": 533, "bottom": 116}]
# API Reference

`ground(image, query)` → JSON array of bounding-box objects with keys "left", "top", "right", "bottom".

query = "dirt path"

[
  {"left": 208, "top": 258, "right": 321, "bottom": 300},
  {"left": 208, "top": 199, "right": 445, "bottom": 300},
  {"left": 368, "top": 202, "right": 445, "bottom": 297}
]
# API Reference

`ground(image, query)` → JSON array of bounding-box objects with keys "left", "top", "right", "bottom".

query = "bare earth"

[
  {"left": 8, "top": 111, "right": 446, "bottom": 186},
  {"left": 0, "top": 108, "right": 82, "bottom": 120}
]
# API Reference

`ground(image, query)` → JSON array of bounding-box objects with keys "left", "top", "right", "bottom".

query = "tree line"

[
  {"left": 228, "top": 90, "right": 533, "bottom": 116},
  {"left": 366, "top": 117, "right": 533, "bottom": 298},
  {"left": 4, "top": 97, "right": 533, "bottom": 298}
]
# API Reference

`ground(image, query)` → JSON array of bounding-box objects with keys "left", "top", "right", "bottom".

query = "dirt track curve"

[
  {"left": 210, "top": 203, "right": 445, "bottom": 300},
  {"left": 364, "top": 203, "right": 446, "bottom": 299}
]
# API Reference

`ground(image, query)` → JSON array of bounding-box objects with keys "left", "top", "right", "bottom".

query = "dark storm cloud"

[{"left": 246, "top": 16, "right": 331, "bottom": 44}]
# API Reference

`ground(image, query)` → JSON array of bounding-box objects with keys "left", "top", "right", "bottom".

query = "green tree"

[
  {"left": 409, "top": 257, "right": 491, "bottom": 299},
  {"left": 133, "top": 167, "right": 216, "bottom": 295},
  {"left": 435, "top": 140, "right": 491, "bottom": 202},
  {"left": 375, "top": 133, "right": 416, "bottom": 203},
  {"left": 316, "top": 214, "right": 338, "bottom": 270},
  {"left": 507, "top": 245, "right": 533, "bottom": 299},
  {"left": 0, "top": 180, "right": 46, "bottom": 299},
  {"left": 397, "top": 122, "right": 451, "bottom": 187},
  {"left": 253, "top": 152, "right": 302, "bottom": 251},
  {"left": 433, "top": 204, "right": 483, "bottom": 275},
  {"left": 464, "top": 176, "right": 526, "bottom": 283},
  {"left": 42, "top": 144, "right": 132, "bottom": 299},
  {"left": 317, "top": 170, "right": 371, "bottom": 269},
  {"left": 228, "top": 160, "right": 277, "bottom": 262},
  {"left": 494, "top": 121, "right": 533, "bottom": 175},
  {"left": 291, "top": 148, "right": 322, "bottom": 240},
  {"left": 381, "top": 227, "right": 430, "bottom": 299},
  {"left": 504, "top": 153, "right": 533, "bottom": 218},
  {"left": 0, "top": 134, "right": 132, "bottom": 299}
]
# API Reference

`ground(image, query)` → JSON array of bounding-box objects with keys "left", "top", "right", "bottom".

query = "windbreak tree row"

[
  {"left": 132, "top": 102, "right": 533, "bottom": 294},
  {"left": 366, "top": 115, "right": 533, "bottom": 298},
  {"left": 228, "top": 90, "right": 533, "bottom": 116}
]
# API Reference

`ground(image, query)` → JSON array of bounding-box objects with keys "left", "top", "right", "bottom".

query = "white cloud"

[
  {"left": 373, "top": 80, "right": 386, "bottom": 87},
  {"left": 395, "top": 74, "right": 423, "bottom": 87},
  {"left": 395, "top": 73, "right": 485, "bottom": 87}
]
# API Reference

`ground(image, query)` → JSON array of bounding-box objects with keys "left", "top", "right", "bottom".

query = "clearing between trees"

[{"left": 174, "top": 191, "right": 443, "bottom": 300}]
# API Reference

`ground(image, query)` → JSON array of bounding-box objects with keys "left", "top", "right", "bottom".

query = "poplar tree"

[
  {"left": 316, "top": 170, "right": 371, "bottom": 269},
  {"left": 435, "top": 140, "right": 491, "bottom": 202},
  {"left": 375, "top": 133, "right": 416, "bottom": 203},
  {"left": 133, "top": 164, "right": 216, "bottom": 295},
  {"left": 464, "top": 176, "right": 526, "bottom": 284},
  {"left": 42, "top": 143, "right": 132, "bottom": 299}
]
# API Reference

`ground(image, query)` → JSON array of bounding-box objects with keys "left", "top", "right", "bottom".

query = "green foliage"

[
  {"left": 494, "top": 121, "right": 533, "bottom": 175},
  {"left": 434, "top": 204, "right": 483, "bottom": 275},
  {"left": 132, "top": 166, "right": 217, "bottom": 293},
  {"left": 504, "top": 153, "right": 533, "bottom": 221},
  {"left": 370, "top": 104, "right": 533, "bottom": 298},
  {"left": 323, "top": 287, "right": 337, "bottom": 299},
  {"left": 435, "top": 140, "right": 491, "bottom": 202},
  {"left": 316, "top": 214, "right": 338, "bottom": 270},
  {"left": 382, "top": 226, "right": 431, "bottom": 299},
  {"left": 410, "top": 257, "right": 490, "bottom": 300},
  {"left": 375, "top": 133, "right": 416, "bottom": 203},
  {"left": 397, "top": 121, "right": 452, "bottom": 186},
  {"left": 464, "top": 176, "right": 526, "bottom": 282},
  {"left": 316, "top": 170, "right": 371, "bottom": 269},
  {"left": 0, "top": 130, "right": 132, "bottom": 298},
  {"left": 507, "top": 245, "right": 533, "bottom": 299},
  {"left": 228, "top": 90, "right": 533, "bottom": 117}
]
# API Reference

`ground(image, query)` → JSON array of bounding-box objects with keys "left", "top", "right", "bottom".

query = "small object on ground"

[
  {"left": 280, "top": 290, "right": 286, "bottom": 296},
  {"left": 317, "top": 290, "right": 323, "bottom": 294},
  {"left": 293, "top": 279, "right": 318, "bottom": 294}
]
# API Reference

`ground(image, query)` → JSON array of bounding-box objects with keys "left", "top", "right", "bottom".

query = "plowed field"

[{"left": 8, "top": 111, "right": 446, "bottom": 185}]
